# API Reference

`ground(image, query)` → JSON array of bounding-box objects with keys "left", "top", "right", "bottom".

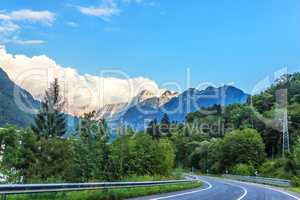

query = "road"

[{"left": 130, "top": 176, "right": 300, "bottom": 200}]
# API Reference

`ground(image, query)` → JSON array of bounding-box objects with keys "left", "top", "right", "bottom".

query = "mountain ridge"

[
  {"left": 105, "top": 85, "right": 249, "bottom": 131},
  {"left": 0, "top": 66, "right": 249, "bottom": 133}
]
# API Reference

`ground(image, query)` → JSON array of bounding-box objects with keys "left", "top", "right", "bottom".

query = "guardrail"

[
  {"left": 223, "top": 174, "right": 291, "bottom": 187},
  {"left": 0, "top": 179, "right": 197, "bottom": 199}
]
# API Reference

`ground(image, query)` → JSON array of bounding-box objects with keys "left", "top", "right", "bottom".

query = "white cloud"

[
  {"left": 66, "top": 21, "right": 78, "bottom": 28},
  {"left": 9, "top": 9, "right": 55, "bottom": 26},
  {"left": 0, "top": 9, "right": 52, "bottom": 45},
  {"left": 122, "top": 0, "right": 156, "bottom": 6},
  {"left": 123, "top": 0, "right": 144, "bottom": 4},
  {"left": 0, "top": 45, "right": 162, "bottom": 115},
  {"left": 77, "top": 0, "right": 120, "bottom": 21},
  {"left": 0, "top": 21, "right": 20, "bottom": 34},
  {"left": 12, "top": 39, "right": 46, "bottom": 45},
  {"left": 0, "top": 12, "right": 10, "bottom": 20}
]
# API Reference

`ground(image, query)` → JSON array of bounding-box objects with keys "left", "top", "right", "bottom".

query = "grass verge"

[
  {"left": 289, "top": 187, "right": 300, "bottom": 193},
  {"left": 7, "top": 181, "right": 202, "bottom": 200}
]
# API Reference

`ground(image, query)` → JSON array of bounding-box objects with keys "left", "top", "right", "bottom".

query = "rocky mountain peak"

[
  {"left": 159, "top": 90, "right": 179, "bottom": 106},
  {"left": 134, "top": 89, "right": 156, "bottom": 103}
]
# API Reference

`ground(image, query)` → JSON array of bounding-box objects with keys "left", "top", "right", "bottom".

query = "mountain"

[
  {"left": 0, "top": 67, "right": 79, "bottom": 132},
  {"left": 96, "top": 90, "right": 178, "bottom": 121},
  {"left": 0, "top": 67, "right": 39, "bottom": 127},
  {"left": 116, "top": 86, "right": 249, "bottom": 130},
  {"left": 0, "top": 65, "right": 249, "bottom": 134},
  {"left": 96, "top": 102, "right": 129, "bottom": 120},
  {"left": 159, "top": 90, "right": 179, "bottom": 106}
]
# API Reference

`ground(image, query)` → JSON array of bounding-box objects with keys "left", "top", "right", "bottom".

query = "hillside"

[{"left": 0, "top": 67, "right": 39, "bottom": 127}]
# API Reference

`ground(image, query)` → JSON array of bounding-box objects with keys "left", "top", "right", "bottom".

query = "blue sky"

[{"left": 1, "top": 0, "right": 300, "bottom": 93}]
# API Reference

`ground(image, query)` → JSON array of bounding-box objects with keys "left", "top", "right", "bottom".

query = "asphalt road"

[{"left": 130, "top": 176, "right": 300, "bottom": 200}]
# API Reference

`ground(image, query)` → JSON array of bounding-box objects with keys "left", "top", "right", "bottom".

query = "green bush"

[
  {"left": 259, "top": 158, "right": 297, "bottom": 179},
  {"left": 291, "top": 176, "right": 300, "bottom": 187},
  {"left": 232, "top": 164, "right": 255, "bottom": 176}
]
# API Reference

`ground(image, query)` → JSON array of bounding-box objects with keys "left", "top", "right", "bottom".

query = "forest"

[{"left": 0, "top": 73, "right": 300, "bottom": 187}]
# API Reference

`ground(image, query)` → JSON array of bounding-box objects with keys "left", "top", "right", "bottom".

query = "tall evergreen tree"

[
  {"left": 147, "top": 119, "right": 160, "bottom": 140},
  {"left": 160, "top": 113, "right": 171, "bottom": 137},
  {"left": 31, "top": 79, "right": 67, "bottom": 138}
]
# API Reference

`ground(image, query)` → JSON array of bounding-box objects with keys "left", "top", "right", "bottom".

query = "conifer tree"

[{"left": 31, "top": 78, "right": 67, "bottom": 138}]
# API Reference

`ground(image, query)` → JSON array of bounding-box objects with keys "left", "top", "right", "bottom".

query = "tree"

[
  {"left": 32, "top": 137, "right": 73, "bottom": 181},
  {"left": 0, "top": 125, "right": 21, "bottom": 182},
  {"left": 221, "top": 128, "right": 266, "bottom": 170},
  {"left": 31, "top": 78, "right": 67, "bottom": 138},
  {"left": 295, "top": 138, "right": 300, "bottom": 166},
  {"left": 158, "top": 139, "right": 175, "bottom": 176},
  {"left": 160, "top": 113, "right": 171, "bottom": 137},
  {"left": 29, "top": 79, "right": 72, "bottom": 181},
  {"left": 189, "top": 141, "right": 210, "bottom": 173},
  {"left": 147, "top": 119, "right": 160, "bottom": 140},
  {"left": 16, "top": 128, "right": 38, "bottom": 183},
  {"left": 71, "top": 112, "right": 110, "bottom": 182}
]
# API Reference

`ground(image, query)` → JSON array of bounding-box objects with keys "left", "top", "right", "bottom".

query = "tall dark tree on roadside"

[
  {"left": 31, "top": 78, "right": 67, "bottom": 138},
  {"left": 160, "top": 113, "right": 171, "bottom": 137},
  {"left": 147, "top": 119, "right": 160, "bottom": 140},
  {"left": 29, "top": 79, "right": 71, "bottom": 181}
]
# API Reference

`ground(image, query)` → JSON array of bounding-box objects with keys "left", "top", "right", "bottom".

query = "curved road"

[{"left": 130, "top": 176, "right": 300, "bottom": 200}]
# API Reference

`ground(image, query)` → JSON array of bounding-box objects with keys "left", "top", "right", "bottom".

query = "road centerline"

[{"left": 213, "top": 179, "right": 248, "bottom": 200}]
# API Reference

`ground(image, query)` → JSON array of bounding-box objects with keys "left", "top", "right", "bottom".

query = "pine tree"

[
  {"left": 160, "top": 113, "right": 171, "bottom": 137},
  {"left": 31, "top": 78, "right": 67, "bottom": 138},
  {"left": 147, "top": 119, "right": 160, "bottom": 140}
]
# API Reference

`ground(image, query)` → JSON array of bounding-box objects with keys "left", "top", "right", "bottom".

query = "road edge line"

[
  {"left": 150, "top": 178, "right": 212, "bottom": 200},
  {"left": 218, "top": 177, "right": 300, "bottom": 200}
]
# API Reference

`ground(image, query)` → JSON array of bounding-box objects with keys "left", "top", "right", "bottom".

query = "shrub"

[
  {"left": 291, "top": 176, "right": 300, "bottom": 187},
  {"left": 232, "top": 164, "right": 255, "bottom": 176},
  {"left": 259, "top": 158, "right": 297, "bottom": 179}
]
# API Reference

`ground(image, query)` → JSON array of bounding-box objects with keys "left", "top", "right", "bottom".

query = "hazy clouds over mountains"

[{"left": 0, "top": 45, "right": 163, "bottom": 115}]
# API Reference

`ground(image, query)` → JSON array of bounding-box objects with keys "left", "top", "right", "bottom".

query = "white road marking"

[
  {"left": 215, "top": 176, "right": 300, "bottom": 200},
  {"left": 268, "top": 188, "right": 300, "bottom": 200},
  {"left": 150, "top": 179, "right": 213, "bottom": 200},
  {"left": 215, "top": 179, "right": 248, "bottom": 200},
  {"left": 230, "top": 179, "right": 300, "bottom": 200}
]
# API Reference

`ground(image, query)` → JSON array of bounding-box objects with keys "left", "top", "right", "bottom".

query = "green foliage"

[
  {"left": 31, "top": 138, "right": 73, "bottom": 182},
  {"left": 294, "top": 137, "right": 300, "bottom": 166},
  {"left": 109, "top": 134, "right": 176, "bottom": 179},
  {"left": 69, "top": 111, "right": 110, "bottom": 182},
  {"left": 31, "top": 79, "right": 67, "bottom": 138},
  {"left": 158, "top": 139, "right": 175, "bottom": 176},
  {"left": 189, "top": 141, "right": 210, "bottom": 173},
  {"left": 184, "top": 128, "right": 265, "bottom": 174},
  {"left": 221, "top": 128, "right": 266, "bottom": 169},
  {"left": 291, "top": 176, "right": 300, "bottom": 187},
  {"left": 146, "top": 119, "right": 160, "bottom": 140},
  {"left": 259, "top": 157, "right": 297, "bottom": 179},
  {"left": 147, "top": 114, "right": 172, "bottom": 140},
  {"left": 232, "top": 164, "right": 255, "bottom": 176}
]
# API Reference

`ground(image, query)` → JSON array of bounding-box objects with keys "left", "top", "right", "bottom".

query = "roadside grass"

[
  {"left": 122, "top": 175, "right": 179, "bottom": 182},
  {"left": 7, "top": 181, "right": 202, "bottom": 200},
  {"left": 289, "top": 187, "right": 300, "bottom": 193}
]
